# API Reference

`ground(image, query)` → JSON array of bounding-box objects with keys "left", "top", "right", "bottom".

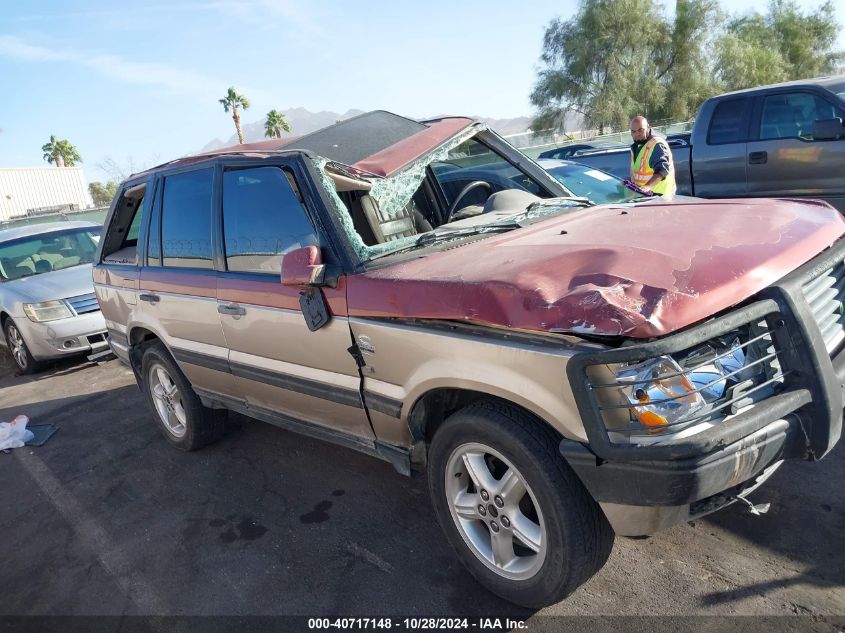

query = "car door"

[
  {"left": 746, "top": 90, "right": 845, "bottom": 209},
  {"left": 215, "top": 160, "right": 374, "bottom": 442},
  {"left": 139, "top": 166, "right": 240, "bottom": 400},
  {"left": 94, "top": 179, "right": 149, "bottom": 358}
]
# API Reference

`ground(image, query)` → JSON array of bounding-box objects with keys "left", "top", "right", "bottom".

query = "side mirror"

[
  {"left": 812, "top": 118, "right": 844, "bottom": 140},
  {"left": 280, "top": 245, "right": 325, "bottom": 287}
]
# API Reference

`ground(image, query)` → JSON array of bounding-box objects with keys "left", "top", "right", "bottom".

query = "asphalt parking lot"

[{"left": 1, "top": 347, "right": 844, "bottom": 631}]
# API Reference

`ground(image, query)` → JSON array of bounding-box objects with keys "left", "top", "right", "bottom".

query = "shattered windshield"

[{"left": 312, "top": 127, "right": 580, "bottom": 262}]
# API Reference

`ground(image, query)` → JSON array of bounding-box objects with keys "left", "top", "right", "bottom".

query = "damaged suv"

[{"left": 94, "top": 111, "right": 844, "bottom": 607}]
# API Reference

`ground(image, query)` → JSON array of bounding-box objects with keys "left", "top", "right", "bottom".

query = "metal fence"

[
  {"left": 504, "top": 119, "right": 695, "bottom": 160},
  {"left": 0, "top": 207, "right": 109, "bottom": 231}
]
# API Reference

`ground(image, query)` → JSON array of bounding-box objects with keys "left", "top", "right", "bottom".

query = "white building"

[{"left": 0, "top": 167, "right": 94, "bottom": 221}]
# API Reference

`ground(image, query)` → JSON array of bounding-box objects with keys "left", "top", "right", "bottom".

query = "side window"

[
  {"left": 101, "top": 183, "right": 146, "bottom": 265},
  {"left": 161, "top": 169, "right": 213, "bottom": 269},
  {"left": 707, "top": 98, "right": 751, "bottom": 144},
  {"left": 760, "top": 92, "right": 845, "bottom": 140},
  {"left": 222, "top": 166, "right": 318, "bottom": 274}
]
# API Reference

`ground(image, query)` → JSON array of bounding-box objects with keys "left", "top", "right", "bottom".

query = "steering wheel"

[{"left": 446, "top": 181, "right": 494, "bottom": 222}]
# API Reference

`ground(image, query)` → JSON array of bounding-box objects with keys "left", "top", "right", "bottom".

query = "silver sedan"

[{"left": 0, "top": 221, "right": 107, "bottom": 374}]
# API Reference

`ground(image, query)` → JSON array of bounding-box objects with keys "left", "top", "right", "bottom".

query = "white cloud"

[
  {"left": 209, "top": 0, "right": 324, "bottom": 38},
  {"left": 0, "top": 33, "right": 256, "bottom": 104},
  {"left": 0, "top": 34, "right": 76, "bottom": 62}
]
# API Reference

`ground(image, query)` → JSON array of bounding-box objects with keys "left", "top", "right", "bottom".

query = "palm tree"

[
  {"left": 219, "top": 86, "right": 250, "bottom": 144},
  {"left": 264, "top": 109, "right": 291, "bottom": 138},
  {"left": 57, "top": 139, "right": 82, "bottom": 166},
  {"left": 42, "top": 136, "right": 82, "bottom": 167},
  {"left": 42, "top": 135, "right": 64, "bottom": 167}
]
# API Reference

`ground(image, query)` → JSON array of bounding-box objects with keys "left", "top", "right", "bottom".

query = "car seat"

[{"left": 359, "top": 194, "right": 432, "bottom": 243}]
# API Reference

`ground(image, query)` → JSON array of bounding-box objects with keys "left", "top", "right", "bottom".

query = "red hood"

[{"left": 347, "top": 198, "right": 845, "bottom": 338}]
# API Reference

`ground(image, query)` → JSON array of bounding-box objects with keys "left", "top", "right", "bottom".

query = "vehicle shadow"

[
  {"left": 0, "top": 383, "right": 538, "bottom": 618},
  {"left": 695, "top": 445, "right": 845, "bottom": 608},
  {"left": 0, "top": 346, "right": 105, "bottom": 385}
]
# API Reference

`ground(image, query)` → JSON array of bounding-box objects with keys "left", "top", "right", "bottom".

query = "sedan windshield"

[
  {"left": 539, "top": 160, "right": 640, "bottom": 205},
  {"left": 0, "top": 228, "right": 100, "bottom": 281}
]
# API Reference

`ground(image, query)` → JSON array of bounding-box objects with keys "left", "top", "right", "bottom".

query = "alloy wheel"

[
  {"left": 444, "top": 442, "right": 547, "bottom": 580},
  {"left": 7, "top": 323, "right": 28, "bottom": 371},
  {"left": 149, "top": 362, "right": 188, "bottom": 438}
]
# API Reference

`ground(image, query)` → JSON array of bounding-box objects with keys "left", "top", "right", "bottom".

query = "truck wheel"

[
  {"left": 4, "top": 318, "right": 42, "bottom": 375},
  {"left": 427, "top": 399, "right": 614, "bottom": 608},
  {"left": 140, "top": 341, "right": 225, "bottom": 451}
]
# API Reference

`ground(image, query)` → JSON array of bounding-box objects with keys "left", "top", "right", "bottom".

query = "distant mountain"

[
  {"left": 201, "top": 108, "right": 583, "bottom": 153},
  {"left": 200, "top": 107, "right": 366, "bottom": 152}
]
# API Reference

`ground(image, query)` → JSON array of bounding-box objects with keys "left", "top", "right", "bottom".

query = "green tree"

[
  {"left": 42, "top": 135, "right": 82, "bottom": 167},
  {"left": 42, "top": 135, "right": 64, "bottom": 167},
  {"left": 219, "top": 86, "right": 250, "bottom": 144},
  {"left": 88, "top": 181, "right": 119, "bottom": 207},
  {"left": 657, "top": 0, "right": 723, "bottom": 121},
  {"left": 264, "top": 109, "right": 291, "bottom": 138},
  {"left": 531, "top": 0, "right": 719, "bottom": 134},
  {"left": 57, "top": 139, "right": 82, "bottom": 166},
  {"left": 716, "top": 1, "right": 844, "bottom": 91}
]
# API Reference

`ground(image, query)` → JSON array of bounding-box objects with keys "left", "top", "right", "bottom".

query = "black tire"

[
  {"left": 427, "top": 399, "right": 614, "bottom": 608},
  {"left": 4, "top": 318, "right": 42, "bottom": 375},
  {"left": 140, "top": 341, "right": 226, "bottom": 451}
]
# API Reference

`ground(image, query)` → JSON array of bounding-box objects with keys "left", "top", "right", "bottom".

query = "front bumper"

[
  {"left": 14, "top": 311, "right": 108, "bottom": 360},
  {"left": 562, "top": 238, "right": 845, "bottom": 536}
]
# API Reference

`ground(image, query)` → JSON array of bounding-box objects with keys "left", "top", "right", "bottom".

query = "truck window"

[
  {"left": 161, "top": 169, "right": 214, "bottom": 269},
  {"left": 222, "top": 166, "right": 319, "bottom": 274},
  {"left": 707, "top": 98, "right": 751, "bottom": 145},
  {"left": 760, "top": 92, "right": 845, "bottom": 141}
]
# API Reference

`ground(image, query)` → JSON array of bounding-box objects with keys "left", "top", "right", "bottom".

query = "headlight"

[
  {"left": 616, "top": 356, "right": 706, "bottom": 431},
  {"left": 595, "top": 324, "right": 783, "bottom": 443},
  {"left": 23, "top": 300, "right": 74, "bottom": 322}
]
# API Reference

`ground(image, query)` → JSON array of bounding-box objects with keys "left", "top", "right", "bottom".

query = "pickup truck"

[
  {"left": 559, "top": 75, "right": 845, "bottom": 211},
  {"left": 95, "top": 110, "right": 845, "bottom": 608}
]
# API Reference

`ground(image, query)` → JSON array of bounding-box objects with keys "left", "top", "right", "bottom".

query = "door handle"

[
  {"left": 218, "top": 303, "right": 246, "bottom": 316},
  {"left": 139, "top": 292, "right": 160, "bottom": 304},
  {"left": 748, "top": 151, "right": 768, "bottom": 165}
]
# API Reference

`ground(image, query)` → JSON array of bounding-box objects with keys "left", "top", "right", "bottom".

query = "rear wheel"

[
  {"left": 140, "top": 341, "right": 225, "bottom": 451},
  {"left": 4, "top": 318, "right": 42, "bottom": 375},
  {"left": 427, "top": 400, "right": 614, "bottom": 608}
]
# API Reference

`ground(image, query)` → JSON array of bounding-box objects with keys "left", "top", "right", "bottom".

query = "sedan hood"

[
  {"left": 347, "top": 198, "right": 845, "bottom": 338},
  {"left": 1, "top": 264, "right": 95, "bottom": 304}
]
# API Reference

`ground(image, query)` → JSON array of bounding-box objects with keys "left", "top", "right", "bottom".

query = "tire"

[
  {"left": 427, "top": 399, "right": 614, "bottom": 608},
  {"left": 140, "top": 341, "right": 226, "bottom": 451},
  {"left": 4, "top": 318, "right": 42, "bottom": 375}
]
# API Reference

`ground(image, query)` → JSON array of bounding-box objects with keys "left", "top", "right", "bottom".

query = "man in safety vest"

[{"left": 629, "top": 116, "right": 676, "bottom": 197}]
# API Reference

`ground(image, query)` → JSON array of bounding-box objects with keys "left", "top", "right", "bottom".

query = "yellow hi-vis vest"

[{"left": 630, "top": 136, "right": 676, "bottom": 196}]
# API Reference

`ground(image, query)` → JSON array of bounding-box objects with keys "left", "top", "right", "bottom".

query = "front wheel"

[
  {"left": 4, "top": 318, "right": 42, "bottom": 375},
  {"left": 427, "top": 400, "right": 614, "bottom": 608},
  {"left": 140, "top": 341, "right": 225, "bottom": 451}
]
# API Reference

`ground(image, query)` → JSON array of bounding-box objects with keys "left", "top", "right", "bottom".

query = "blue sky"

[{"left": 2, "top": 0, "right": 843, "bottom": 183}]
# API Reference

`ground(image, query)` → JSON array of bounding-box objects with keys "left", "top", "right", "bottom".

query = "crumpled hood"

[
  {"left": 2, "top": 264, "right": 95, "bottom": 304},
  {"left": 347, "top": 198, "right": 845, "bottom": 338}
]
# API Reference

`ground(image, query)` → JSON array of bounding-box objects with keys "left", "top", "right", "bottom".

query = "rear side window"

[
  {"left": 161, "top": 169, "right": 213, "bottom": 269},
  {"left": 101, "top": 182, "right": 146, "bottom": 265},
  {"left": 707, "top": 98, "right": 751, "bottom": 145},
  {"left": 222, "top": 166, "right": 318, "bottom": 274}
]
